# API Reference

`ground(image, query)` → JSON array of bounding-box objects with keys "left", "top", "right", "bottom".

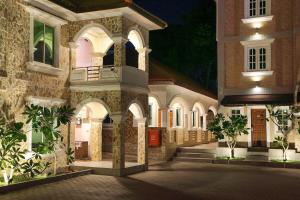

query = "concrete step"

[
  {"left": 178, "top": 148, "right": 216, "bottom": 154},
  {"left": 248, "top": 147, "right": 269, "bottom": 152},
  {"left": 246, "top": 155, "right": 269, "bottom": 162},
  {"left": 247, "top": 151, "right": 269, "bottom": 156},
  {"left": 174, "top": 157, "right": 214, "bottom": 163},
  {"left": 176, "top": 152, "right": 216, "bottom": 159}
]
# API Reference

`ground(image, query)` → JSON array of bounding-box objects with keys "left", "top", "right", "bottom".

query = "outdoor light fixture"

[{"left": 242, "top": 16, "right": 273, "bottom": 27}]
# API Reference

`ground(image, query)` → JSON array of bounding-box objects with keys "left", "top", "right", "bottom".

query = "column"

[
  {"left": 203, "top": 114, "right": 208, "bottom": 142},
  {"left": 188, "top": 110, "right": 193, "bottom": 130},
  {"left": 90, "top": 118, "right": 103, "bottom": 161},
  {"left": 112, "top": 37, "right": 128, "bottom": 68},
  {"left": 137, "top": 118, "right": 147, "bottom": 165},
  {"left": 203, "top": 113, "right": 208, "bottom": 131},
  {"left": 160, "top": 108, "right": 168, "bottom": 128},
  {"left": 111, "top": 114, "right": 125, "bottom": 169},
  {"left": 69, "top": 119, "right": 76, "bottom": 150},
  {"left": 137, "top": 47, "right": 152, "bottom": 71},
  {"left": 69, "top": 42, "right": 80, "bottom": 81},
  {"left": 69, "top": 42, "right": 78, "bottom": 69},
  {"left": 91, "top": 52, "right": 105, "bottom": 66}
]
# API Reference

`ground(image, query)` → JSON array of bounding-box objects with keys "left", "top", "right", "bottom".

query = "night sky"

[{"left": 134, "top": 0, "right": 201, "bottom": 24}]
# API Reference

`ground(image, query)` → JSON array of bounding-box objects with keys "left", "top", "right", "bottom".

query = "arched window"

[
  {"left": 103, "top": 45, "right": 115, "bottom": 66},
  {"left": 126, "top": 41, "right": 139, "bottom": 68}
]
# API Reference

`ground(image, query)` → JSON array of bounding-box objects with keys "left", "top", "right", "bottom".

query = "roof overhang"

[
  {"left": 221, "top": 93, "right": 300, "bottom": 106},
  {"left": 24, "top": 0, "right": 167, "bottom": 30},
  {"left": 149, "top": 79, "right": 218, "bottom": 100}
]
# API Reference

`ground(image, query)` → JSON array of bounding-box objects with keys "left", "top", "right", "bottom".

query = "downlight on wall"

[{"left": 252, "top": 82, "right": 263, "bottom": 93}]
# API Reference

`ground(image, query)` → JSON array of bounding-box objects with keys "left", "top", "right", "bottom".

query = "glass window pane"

[
  {"left": 176, "top": 108, "right": 181, "bottom": 126},
  {"left": 45, "top": 25, "right": 55, "bottom": 65},
  {"left": 259, "top": 0, "right": 266, "bottom": 15},
  {"left": 249, "top": 0, "right": 257, "bottom": 17},
  {"left": 248, "top": 48, "right": 256, "bottom": 70},
  {"left": 32, "top": 130, "right": 44, "bottom": 150},
  {"left": 259, "top": 48, "right": 266, "bottom": 70},
  {"left": 34, "top": 21, "right": 45, "bottom": 63}
]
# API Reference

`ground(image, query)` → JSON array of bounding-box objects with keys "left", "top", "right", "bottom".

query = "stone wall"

[
  {"left": 124, "top": 111, "right": 138, "bottom": 156},
  {"left": 1, "top": 0, "right": 151, "bottom": 172},
  {"left": 0, "top": 0, "right": 71, "bottom": 171}
]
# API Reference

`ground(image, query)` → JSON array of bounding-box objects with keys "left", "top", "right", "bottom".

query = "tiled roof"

[{"left": 149, "top": 59, "right": 217, "bottom": 100}]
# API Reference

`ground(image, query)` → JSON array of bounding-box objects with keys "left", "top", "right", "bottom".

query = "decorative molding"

[
  {"left": 240, "top": 38, "right": 275, "bottom": 47},
  {"left": 25, "top": 96, "right": 66, "bottom": 107},
  {"left": 26, "top": 62, "right": 63, "bottom": 76},
  {"left": 69, "top": 42, "right": 79, "bottom": 49},
  {"left": 242, "top": 71, "right": 274, "bottom": 77},
  {"left": 242, "top": 15, "right": 274, "bottom": 24},
  {"left": 22, "top": 4, "right": 68, "bottom": 26}
]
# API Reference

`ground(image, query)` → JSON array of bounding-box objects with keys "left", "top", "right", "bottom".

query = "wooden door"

[
  {"left": 251, "top": 109, "right": 267, "bottom": 147},
  {"left": 169, "top": 111, "right": 173, "bottom": 128},
  {"left": 158, "top": 109, "right": 162, "bottom": 127}
]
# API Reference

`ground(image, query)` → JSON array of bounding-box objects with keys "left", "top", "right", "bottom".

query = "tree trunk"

[
  {"left": 2, "top": 168, "right": 14, "bottom": 185},
  {"left": 54, "top": 151, "right": 57, "bottom": 175},
  {"left": 231, "top": 148, "right": 235, "bottom": 159}
]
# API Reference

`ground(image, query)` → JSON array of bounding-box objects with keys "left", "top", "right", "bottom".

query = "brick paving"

[{"left": 2, "top": 162, "right": 300, "bottom": 200}]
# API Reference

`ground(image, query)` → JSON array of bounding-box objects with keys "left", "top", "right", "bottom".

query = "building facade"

[
  {"left": 148, "top": 60, "right": 218, "bottom": 161},
  {"left": 0, "top": 0, "right": 218, "bottom": 176},
  {"left": 217, "top": 0, "right": 300, "bottom": 159}
]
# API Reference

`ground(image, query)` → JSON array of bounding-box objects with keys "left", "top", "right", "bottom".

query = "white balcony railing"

[{"left": 70, "top": 65, "right": 148, "bottom": 88}]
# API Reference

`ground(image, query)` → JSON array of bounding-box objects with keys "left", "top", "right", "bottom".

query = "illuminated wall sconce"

[
  {"left": 253, "top": 82, "right": 262, "bottom": 93},
  {"left": 76, "top": 117, "right": 82, "bottom": 126}
]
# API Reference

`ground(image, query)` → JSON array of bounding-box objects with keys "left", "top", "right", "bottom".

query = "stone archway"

[
  {"left": 73, "top": 101, "right": 112, "bottom": 165},
  {"left": 124, "top": 102, "right": 146, "bottom": 165},
  {"left": 127, "top": 28, "right": 150, "bottom": 71}
]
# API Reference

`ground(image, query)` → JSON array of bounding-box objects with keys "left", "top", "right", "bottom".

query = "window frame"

[
  {"left": 175, "top": 107, "right": 182, "bottom": 128},
  {"left": 246, "top": 46, "right": 270, "bottom": 71},
  {"left": 26, "top": 7, "right": 67, "bottom": 76},
  {"left": 245, "top": 0, "right": 271, "bottom": 18},
  {"left": 241, "top": 39, "right": 274, "bottom": 73},
  {"left": 231, "top": 109, "right": 242, "bottom": 118},
  {"left": 33, "top": 20, "right": 56, "bottom": 66},
  {"left": 191, "top": 110, "right": 197, "bottom": 128}
]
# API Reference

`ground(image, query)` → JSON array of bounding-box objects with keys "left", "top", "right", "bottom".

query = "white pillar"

[
  {"left": 137, "top": 47, "right": 151, "bottom": 72},
  {"left": 203, "top": 114, "right": 208, "bottom": 131}
]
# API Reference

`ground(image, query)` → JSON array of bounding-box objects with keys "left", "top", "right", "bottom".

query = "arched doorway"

[
  {"left": 74, "top": 101, "right": 113, "bottom": 168},
  {"left": 148, "top": 96, "right": 161, "bottom": 127},
  {"left": 124, "top": 102, "right": 146, "bottom": 166}
]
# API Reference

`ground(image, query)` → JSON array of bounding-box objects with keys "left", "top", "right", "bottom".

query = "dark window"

[
  {"left": 34, "top": 21, "right": 55, "bottom": 65},
  {"left": 103, "top": 45, "right": 115, "bottom": 66},
  {"left": 126, "top": 41, "right": 139, "bottom": 68}
]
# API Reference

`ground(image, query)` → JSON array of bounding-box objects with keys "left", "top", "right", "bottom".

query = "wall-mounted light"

[{"left": 253, "top": 81, "right": 263, "bottom": 93}]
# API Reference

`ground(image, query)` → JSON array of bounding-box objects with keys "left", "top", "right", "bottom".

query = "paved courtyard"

[{"left": 2, "top": 162, "right": 300, "bottom": 200}]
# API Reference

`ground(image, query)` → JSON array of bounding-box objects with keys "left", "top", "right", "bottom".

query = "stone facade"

[{"left": 0, "top": 0, "right": 155, "bottom": 175}]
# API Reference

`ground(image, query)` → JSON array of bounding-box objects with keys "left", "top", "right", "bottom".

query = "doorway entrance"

[{"left": 251, "top": 109, "right": 267, "bottom": 147}]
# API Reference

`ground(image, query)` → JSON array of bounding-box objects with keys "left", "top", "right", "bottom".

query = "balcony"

[{"left": 70, "top": 65, "right": 148, "bottom": 89}]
